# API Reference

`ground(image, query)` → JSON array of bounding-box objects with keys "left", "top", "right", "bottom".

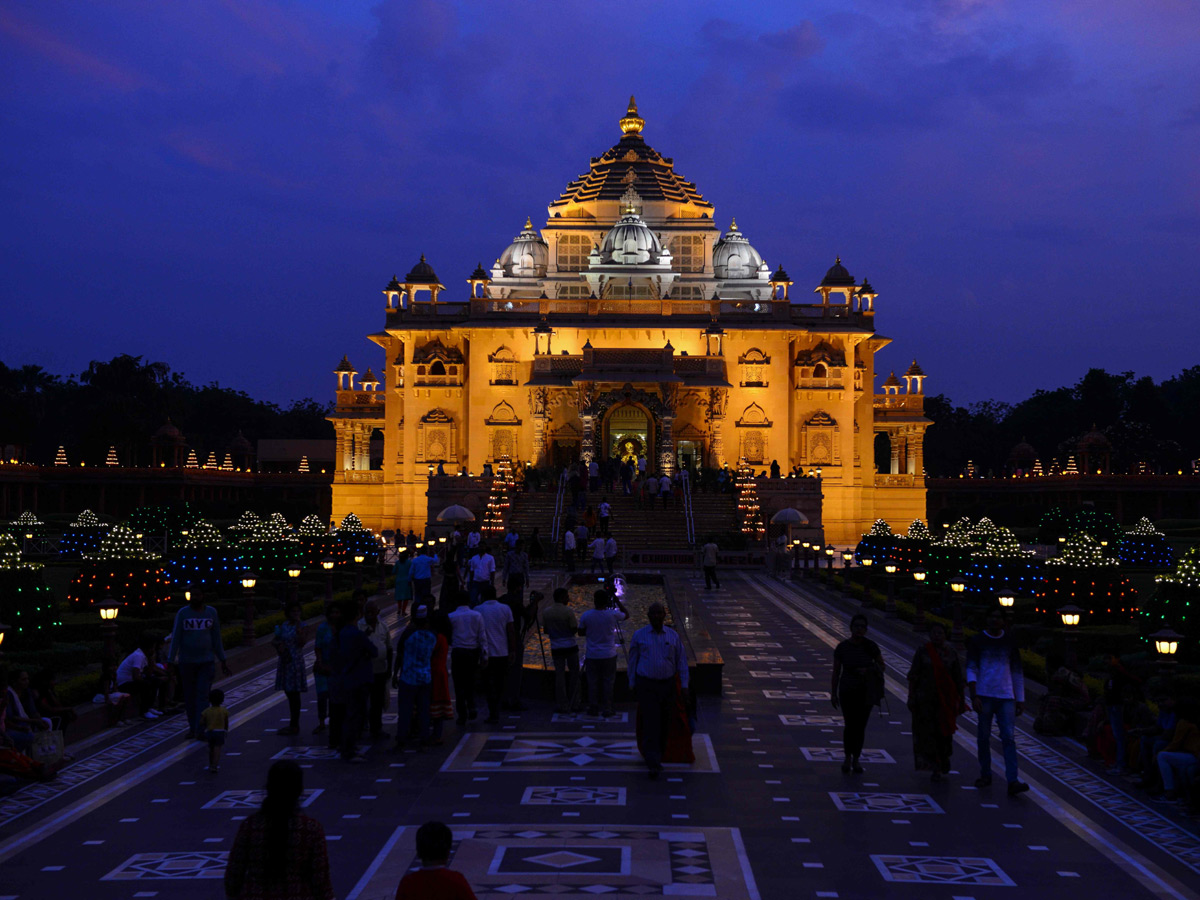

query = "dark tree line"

[
  {"left": 0, "top": 355, "right": 332, "bottom": 466},
  {"left": 924, "top": 366, "right": 1200, "bottom": 477}
]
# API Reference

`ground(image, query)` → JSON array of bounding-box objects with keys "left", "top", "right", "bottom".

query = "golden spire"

[
  {"left": 730, "top": 217, "right": 738, "bottom": 231},
  {"left": 619, "top": 95, "right": 644, "bottom": 135},
  {"left": 524, "top": 216, "right": 533, "bottom": 230}
]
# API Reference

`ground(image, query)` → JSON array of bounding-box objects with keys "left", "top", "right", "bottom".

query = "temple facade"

[{"left": 328, "top": 99, "right": 929, "bottom": 544}]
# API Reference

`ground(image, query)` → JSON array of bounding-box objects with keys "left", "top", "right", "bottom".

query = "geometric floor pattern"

[
  {"left": 202, "top": 788, "right": 323, "bottom": 810},
  {"left": 871, "top": 854, "right": 1015, "bottom": 885},
  {"left": 521, "top": 786, "right": 628, "bottom": 806},
  {"left": 800, "top": 747, "right": 895, "bottom": 764},
  {"left": 102, "top": 851, "right": 229, "bottom": 880},
  {"left": 269, "top": 746, "right": 344, "bottom": 761},
  {"left": 358, "top": 826, "right": 760, "bottom": 899},
  {"left": 441, "top": 733, "right": 720, "bottom": 773},
  {"left": 761, "top": 690, "right": 830, "bottom": 700},
  {"left": 830, "top": 792, "right": 944, "bottom": 814},
  {"left": 777, "top": 714, "right": 841, "bottom": 726}
]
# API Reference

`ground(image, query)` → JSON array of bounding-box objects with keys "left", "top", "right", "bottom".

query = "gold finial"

[
  {"left": 730, "top": 218, "right": 738, "bottom": 231},
  {"left": 619, "top": 95, "right": 644, "bottom": 135},
  {"left": 524, "top": 216, "right": 533, "bottom": 230}
]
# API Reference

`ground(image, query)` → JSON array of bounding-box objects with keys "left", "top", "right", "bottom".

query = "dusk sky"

[{"left": 3, "top": 0, "right": 1198, "bottom": 408}]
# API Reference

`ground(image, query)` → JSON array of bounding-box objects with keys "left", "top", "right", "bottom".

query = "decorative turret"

[
  {"left": 403, "top": 254, "right": 445, "bottom": 304},
  {"left": 903, "top": 359, "right": 926, "bottom": 394},
  {"left": 856, "top": 278, "right": 877, "bottom": 313},
  {"left": 360, "top": 368, "right": 381, "bottom": 391},
  {"left": 769, "top": 265, "right": 793, "bottom": 300},
  {"left": 467, "top": 262, "right": 491, "bottom": 298},
  {"left": 882, "top": 371, "right": 902, "bottom": 395},
  {"left": 383, "top": 274, "right": 402, "bottom": 310},
  {"left": 814, "top": 257, "right": 859, "bottom": 307},
  {"left": 334, "top": 355, "right": 357, "bottom": 390}
]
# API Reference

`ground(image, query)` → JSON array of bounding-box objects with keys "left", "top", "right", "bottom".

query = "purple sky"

[{"left": 2, "top": 0, "right": 1198, "bottom": 407}]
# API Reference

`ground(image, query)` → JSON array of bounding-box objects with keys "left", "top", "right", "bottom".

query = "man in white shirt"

[
  {"left": 448, "top": 597, "right": 485, "bottom": 724},
  {"left": 589, "top": 536, "right": 606, "bottom": 573},
  {"left": 116, "top": 635, "right": 164, "bottom": 719},
  {"left": 659, "top": 473, "right": 672, "bottom": 508},
  {"left": 604, "top": 536, "right": 618, "bottom": 574},
  {"left": 476, "top": 586, "right": 515, "bottom": 723},
  {"left": 637, "top": 455, "right": 647, "bottom": 477},
  {"left": 577, "top": 589, "right": 629, "bottom": 717},
  {"left": 467, "top": 546, "right": 496, "bottom": 607},
  {"left": 466, "top": 529, "right": 481, "bottom": 550},
  {"left": 598, "top": 499, "right": 612, "bottom": 536},
  {"left": 563, "top": 528, "right": 576, "bottom": 572}
]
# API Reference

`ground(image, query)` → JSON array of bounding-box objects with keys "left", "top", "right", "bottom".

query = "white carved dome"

[
  {"left": 713, "top": 219, "right": 767, "bottom": 280},
  {"left": 599, "top": 211, "right": 663, "bottom": 265},
  {"left": 498, "top": 217, "right": 549, "bottom": 277}
]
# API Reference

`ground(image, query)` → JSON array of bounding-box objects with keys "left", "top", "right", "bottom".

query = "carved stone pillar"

[
  {"left": 890, "top": 431, "right": 901, "bottom": 475},
  {"left": 658, "top": 415, "right": 676, "bottom": 475},
  {"left": 706, "top": 387, "right": 728, "bottom": 468},
  {"left": 335, "top": 424, "right": 348, "bottom": 471},
  {"left": 580, "top": 415, "right": 595, "bottom": 464},
  {"left": 529, "top": 387, "right": 549, "bottom": 467}
]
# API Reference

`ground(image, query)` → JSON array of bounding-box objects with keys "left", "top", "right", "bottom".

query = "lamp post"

[
  {"left": 241, "top": 570, "right": 258, "bottom": 646},
  {"left": 859, "top": 556, "right": 874, "bottom": 606},
  {"left": 287, "top": 566, "right": 301, "bottom": 604},
  {"left": 1150, "top": 627, "right": 1183, "bottom": 680},
  {"left": 841, "top": 550, "right": 853, "bottom": 592},
  {"left": 1057, "top": 603, "right": 1084, "bottom": 666},
  {"left": 353, "top": 553, "right": 366, "bottom": 593},
  {"left": 321, "top": 557, "right": 335, "bottom": 602},
  {"left": 884, "top": 564, "right": 898, "bottom": 617},
  {"left": 99, "top": 596, "right": 122, "bottom": 675},
  {"left": 949, "top": 577, "right": 966, "bottom": 649},
  {"left": 912, "top": 570, "right": 927, "bottom": 632},
  {"left": 801, "top": 540, "right": 811, "bottom": 577},
  {"left": 824, "top": 545, "right": 836, "bottom": 585},
  {"left": 997, "top": 592, "right": 1015, "bottom": 610},
  {"left": 377, "top": 538, "right": 388, "bottom": 594}
]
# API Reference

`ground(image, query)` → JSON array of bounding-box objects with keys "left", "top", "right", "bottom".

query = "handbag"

[{"left": 30, "top": 729, "right": 65, "bottom": 766}]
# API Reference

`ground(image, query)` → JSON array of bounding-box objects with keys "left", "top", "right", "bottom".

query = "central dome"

[{"left": 599, "top": 210, "right": 663, "bottom": 265}]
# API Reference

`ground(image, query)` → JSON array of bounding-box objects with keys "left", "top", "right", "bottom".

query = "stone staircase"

[{"left": 506, "top": 488, "right": 737, "bottom": 553}]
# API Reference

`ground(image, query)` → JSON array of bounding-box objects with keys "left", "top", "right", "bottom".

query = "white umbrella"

[
  {"left": 437, "top": 504, "right": 476, "bottom": 523},
  {"left": 770, "top": 507, "right": 809, "bottom": 525}
]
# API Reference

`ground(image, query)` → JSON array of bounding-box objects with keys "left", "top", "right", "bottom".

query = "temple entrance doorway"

[{"left": 605, "top": 403, "right": 652, "bottom": 463}]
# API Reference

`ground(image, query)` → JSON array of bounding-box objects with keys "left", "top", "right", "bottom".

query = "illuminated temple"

[{"left": 328, "top": 99, "right": 929, "bottom": 544}]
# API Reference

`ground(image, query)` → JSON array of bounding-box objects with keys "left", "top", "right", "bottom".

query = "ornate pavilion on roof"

[{"left": 328, "top": 99, "right": 930, "bottom": 542}]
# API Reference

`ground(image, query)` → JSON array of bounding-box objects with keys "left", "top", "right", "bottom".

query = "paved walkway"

[{"left": 1, "top": 571, "right": 1197, "bottom": 899}]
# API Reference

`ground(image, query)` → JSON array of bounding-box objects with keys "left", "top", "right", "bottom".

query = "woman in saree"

[{"left": 905, "top": 622, "right": 966, "bottom": 781}]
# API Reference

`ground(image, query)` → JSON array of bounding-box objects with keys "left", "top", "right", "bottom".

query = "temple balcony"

[
  {"left": 334, "top": 388, "right": 385, "bottom": 415},
  {"left": 873, "top": 394, "right": 924, "bottom": 412}
]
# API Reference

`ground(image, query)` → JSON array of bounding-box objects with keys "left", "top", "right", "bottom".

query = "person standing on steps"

[
  {"left": 588, "top": 534, "right": 606, "bottom": 573},
  {"left": 628, "top": 601, "right": 689, "bottom": 779},
  {"left": 831, "top": 613, "right": 884, "bottom": 774},
  {"left": 563, "top": 527, "right": 576, "bottom": 572},
  {"left": 578, "top": 588, "right": 629, "bottom": 717},
  {"left": 700, "top": 539, "right": 720, "bottom": 590},
  {"left": 272, "top": 600, "right": 309, "bottom": 736},
  {"left": 168, "top": 589, "right": 232, "bottom": 739},
  {"left": 604, "top": 535, "right": 618, "bottom": 574},
  {"left": 966, "top": 609, "right": 1029, "bottom": 796},
  {"left": 598, "top": 498, "right": 612, "bottom": 536},
  {"left": 659, "top": 472, "right": 672, "bottom": 508}
]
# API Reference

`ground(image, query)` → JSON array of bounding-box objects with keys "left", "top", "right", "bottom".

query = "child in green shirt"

[{"left": 200, "top": 688, "right": 229, "bottom": 773}]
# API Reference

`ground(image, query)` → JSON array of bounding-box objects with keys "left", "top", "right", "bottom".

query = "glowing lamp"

[
  {"left": 950, "top": 578, "right": 966, "bottom": 593},
  {"left": 861, "top": 557, "right": 873, "bottom": 568},
  {"left": 321, "top": 558, "right": 335, "bottom": 571},
  {"left": 439, "top": 536, "right": 447, "bottom": 543},
  {"left": 802, "top": 541, "right": 811, "bottom": 549},
  {"left": 1057, "top": 535, "right": 1067, "bottom": 543},
  {"left": 913, "top": 570, "right": 927, "bottom": 583},
  {"left": 180, "top": 529, "right": 189, "bottom": 537},
  {"left": 354, "top": 554, "right": 366, "bottom": 564},
  {"left": 287, "top": 567, "right": 301, "bottom": 579},
  {"left": 1057, "top": 604, "right": 1084, "bottom": 627},
  {"left": 884, "top": 564, "right": 897, "bottom": 574},
  {"left": 428, "top": 464, "right": 434, "bottom": 475},
  {"left": 842, "top": 550, "right": 852, "bottom": 562},
  {"left": 825, "top": 545, "right": 835, "bottom": 557},
  {"left": 24, "top": 532, "right": 33, "bottom": 540},
  {"left": 997, "top": 593, "right": 1015, "bottom": 608},
  {"left": 1151, "top": 627, "right": 1182, "bottom": 657},
  {"left": 241, "top": 571, "right": 258, "bottom": 590},
  {"left": 99, "top": 598, "right": 122, "bottom": 621}
]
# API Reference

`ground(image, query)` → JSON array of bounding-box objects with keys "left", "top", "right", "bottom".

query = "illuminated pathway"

[{"left": 1, "top": 572, "right": 1197, "bottom": 899}]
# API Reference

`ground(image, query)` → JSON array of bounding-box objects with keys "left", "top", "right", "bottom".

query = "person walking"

[
  {"left": 448, "top": 595, "right": 485, "bottom": 726},
  {"left": 503, "top": 540, "right": 530, "bottom": 607},
  {"left": 542, "top": 587, "right": 581, "bottom": 714},
  {"left": 224, "top": 760, "right": 334, "bottom": 900},
  {"left": 409, "top": 546, "right": 437, "bottom": 606},
  {"left": 905, "top": 622, "right": 966, "bottom": 781},
  {"left": 966, "top": 609, "right": 1029, "bottom": 796},
  {"left": 831, "top": 613, "right": 884, "bottom": 774},
  {"left": 168, "top": 590, "right": 232, "bottom": 739},
  {"left": 563, "top": 527, "right": 576, "bottom": 573},
  {"left": 574, "top": 523, "right": 589, "bottom": 565},
  {"left": 272, "top": 600, "right": 310, "bottom": 736},
  {"left": 358, "top": 600, "right": 393, "bottom": 740},
  {"left": 331, "top": 599, "right": 377, "bottom": 763},
  {"left": 598, "top": 498, "right": 612, "bottom": 536},
  {"left": 659, "top": 473, "right": 672, "bottom": 508},
  {"left": 393, "top": 605, "right": 438, "bottom": 749},
  {"left": 312, "top": 603, "right": 341, "bottom": 737},
  {"left": 628, "top": 601, "right": 689, "bottom": 779},
  {"left": 467, "top": 545, "right": 496, "bottom": 608},
  {"left": 700, "top": 539, "right": 720, "bottom": 590},
  {"left": 588, "top": 534, "right": 606, "bottom": 574},
  {"left": 528, "top": 527, "right": 544, "bottom": 567},
  {"left": 578, "top": 589, "right": 629, "bottom": 717},
  {"left": 604, "top": 535, "right": 618, "bottom": 574},
  {"left": 477, "top": 587, "right": 515, "bottom": 723},
  {"left": 393, "top": 550, "right": 413, "bottom": 616}
]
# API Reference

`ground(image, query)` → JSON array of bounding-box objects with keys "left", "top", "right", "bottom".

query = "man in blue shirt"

[
  {"left": 409, "top": 546, "right": 437, "bottom": 604},
  {"left": 168, "top": 590, "right": 232, "bottom": 738},
  {"left": 628, "top": 602, "right": 689, "bottom": 778},
  {"left": 393, "top": 605, "right": 438, "bottom": 748},
  {"left": 330, "top": 598, "right": 378, "bottom": 762}
]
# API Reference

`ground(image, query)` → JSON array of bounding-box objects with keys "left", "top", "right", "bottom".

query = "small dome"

[
  {"left": 820, "top": 256, "right": 856, "bottom": 287},
  {"left": 469, "top": 262, "right": 490, "bottom": 282},
  {"left": 1008, "top": 438, "right": 1037, "bottom": 463},
  {"left": 883, "top": 371, "right": 902, "bottom": 388},
  {"left": 771, "top": 265, "right": 791, "bottom": 283},
  {"left": 361, "top": 368, "right": 380, "bottom": 385},
  {"left": 498, "top": 218, "right": 549, "bottom": 277},
  {"left": 713, "top": 219, "right": 766, "bottom": 280},
  {"left": 857, "top": 278, "right": 876, "bottom": 296},
  {"left": 334, "top": 355, "right": 356, "bottom": 373},
  {"left": 228, "top": 430, "right": 253, "bottom": 454},
  {"left": 904, "top": 359, "right": 925, "bottom": 377},
  {"left": 385, "top": 274, "right": 402, "bottom": 292},
  {"left": 1077, "top": 426, "right": 1111, "bottom": 451},
  {"left": 404, "top": 254, "right": 441, "bottom": 285},
  {"left": 154, "top": 418, "right": 185, "bottom": 443},
  {"left": 599, "top": 210, "right": 663, "bottom": 265}
]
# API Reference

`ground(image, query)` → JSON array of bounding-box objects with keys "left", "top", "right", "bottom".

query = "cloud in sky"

[{"left": 1, "top": 0, "right": 1198, "bottom": 406}]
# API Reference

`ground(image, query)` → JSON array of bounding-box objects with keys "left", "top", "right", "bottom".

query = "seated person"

[
  {"left": 0, "top": 669, "right": 36, "bottom": 753},
  {"left": 1157, "top": 699, "right": 1200, "bottom": 804},
  {"left": 1133, "top": 693, "right": 1177, "bottom": 791},
  {"left": 30, "top": 670, "right": 78, "bottom": 739},
  {"left": 1034, "top": 657, "right": 1092, "bottom": 737},
  {"left": 116, "top": 635, "right": 166, "bottom": 719},
  {"left": 5, "top": 670, "right": 52, "bottom": 735}
]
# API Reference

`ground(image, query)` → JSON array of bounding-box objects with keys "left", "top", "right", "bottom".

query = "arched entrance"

[{"left": 604, "top": 403, "right": 654, "bottom": 463}]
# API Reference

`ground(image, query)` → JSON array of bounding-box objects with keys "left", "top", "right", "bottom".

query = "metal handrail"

[
  {"left": 681, "top": 472, "right": 696, "bottom": 546},
  {"left": 550, "top": 469, "right": 569, "bottom": 546}
]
